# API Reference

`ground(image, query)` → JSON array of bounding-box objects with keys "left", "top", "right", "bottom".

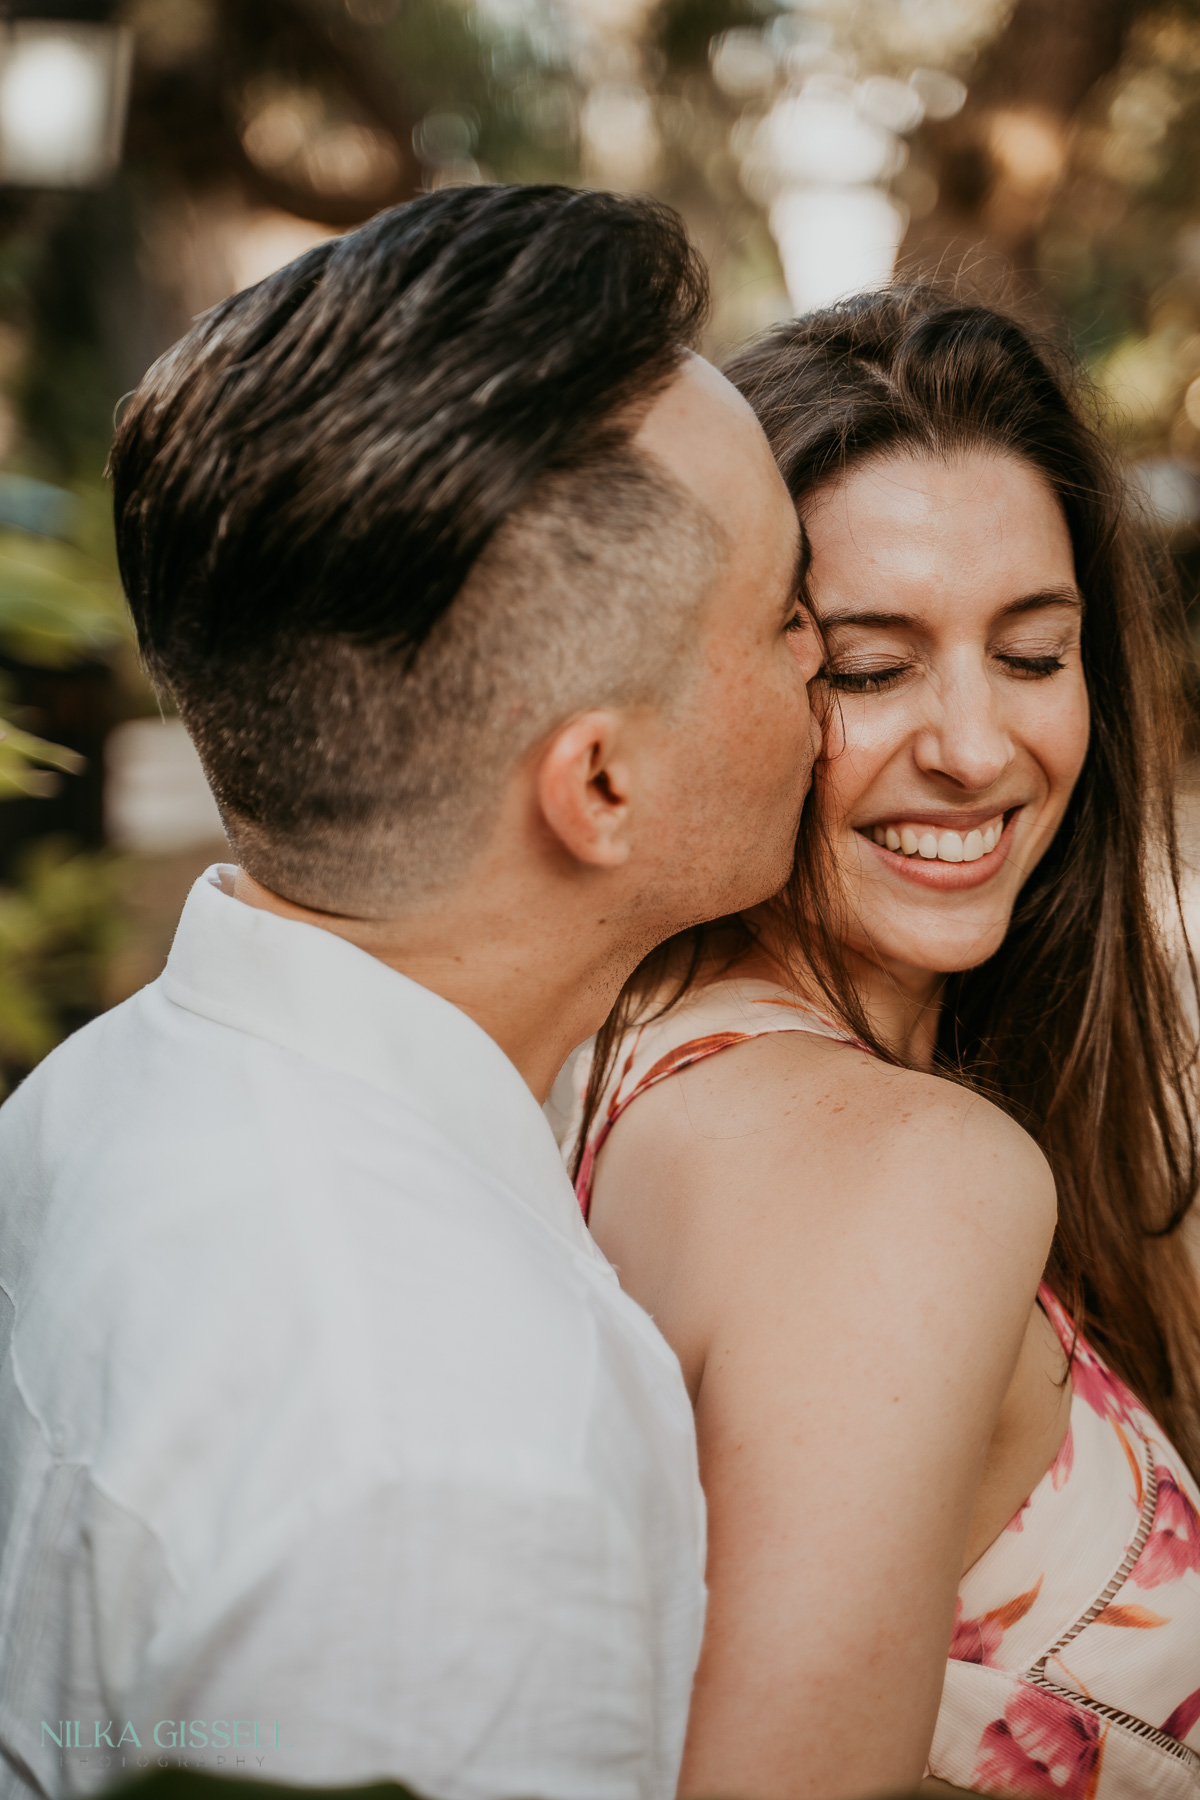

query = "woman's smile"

[{"left": 855, "top": 806, "right": 1020, "bottom": 889}]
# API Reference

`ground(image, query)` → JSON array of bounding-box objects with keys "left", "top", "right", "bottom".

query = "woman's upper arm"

[{"left": 588, "top": 1033, "right": 1056, "bottom": 1800}]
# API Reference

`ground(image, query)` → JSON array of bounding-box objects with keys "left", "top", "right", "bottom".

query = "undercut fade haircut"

[{"left": 109, "top": 185, "right": 713, "bottom": 913}]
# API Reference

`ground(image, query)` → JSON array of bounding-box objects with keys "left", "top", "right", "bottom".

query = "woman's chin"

[{"left": 850, "top": 920, "right": 1013, "bottom": 980}]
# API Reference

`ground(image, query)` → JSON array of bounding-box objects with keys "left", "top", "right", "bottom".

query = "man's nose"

[{"left": 912, "top": 666, "right": 1015, "bottom": 791}]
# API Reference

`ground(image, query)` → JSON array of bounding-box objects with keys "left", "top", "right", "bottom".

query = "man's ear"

[{"left": 535, "top": 710, "right": 637, "bottom": 868}]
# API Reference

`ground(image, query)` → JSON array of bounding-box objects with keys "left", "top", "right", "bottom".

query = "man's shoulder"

[
  {"left": 0, "top": 980, "right": 616, "bottom": 1471},
  {"left": 1, "top": 978, "right": 592, "bottom": 1314},
  {"left": 2, "top": 977, "right": 509, "bottom": 1217}
]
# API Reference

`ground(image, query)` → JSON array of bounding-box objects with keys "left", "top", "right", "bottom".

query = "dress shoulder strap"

[{"left": 574, "top": 977, "right": 865, "bottom": 1220}]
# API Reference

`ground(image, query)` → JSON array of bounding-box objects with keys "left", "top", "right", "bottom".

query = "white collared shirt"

[{"left": 0, "top": 868, "right": 705, "bottom": 1800}]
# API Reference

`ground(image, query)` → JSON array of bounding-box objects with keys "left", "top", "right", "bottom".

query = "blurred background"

[{"left": 0, "top": 0, "right": 1198, "bottom": 1090}]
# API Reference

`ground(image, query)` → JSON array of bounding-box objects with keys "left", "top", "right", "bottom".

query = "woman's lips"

[{"left": 856, "top": 810, "right": 1019, "bottom": 890}]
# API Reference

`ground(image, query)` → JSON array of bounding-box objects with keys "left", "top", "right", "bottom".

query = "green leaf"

[
  {"left": 0, "top": 715, "right": 84, "bottom": 801},
  {"left": 0, "top": 530, "right": 130, "bottom": 667}
]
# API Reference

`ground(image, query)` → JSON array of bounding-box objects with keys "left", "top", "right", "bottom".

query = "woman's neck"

[
  {"left": 843, "top": 949, "right": 944, "bottom": 1070},
  {"left": 738, "top": 908, "right": 945, "bottom": 1070}
]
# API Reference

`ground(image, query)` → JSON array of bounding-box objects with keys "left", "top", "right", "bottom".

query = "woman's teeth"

[{"left": 869, "top": 817, "right": 1004, "bottom": 863}]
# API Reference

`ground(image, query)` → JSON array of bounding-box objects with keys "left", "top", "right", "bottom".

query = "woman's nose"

[{"left": 912, "top": 668, "right": 1016, "bottom": 792}]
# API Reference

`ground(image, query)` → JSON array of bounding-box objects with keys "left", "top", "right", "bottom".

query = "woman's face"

[{"left": 806, "top": 448, "right": 1090, "bottom": 981}]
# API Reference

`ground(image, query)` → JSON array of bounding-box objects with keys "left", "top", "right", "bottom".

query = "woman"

[{"left": 574, "top": 290, "right": 1200, "bottom": 1800}]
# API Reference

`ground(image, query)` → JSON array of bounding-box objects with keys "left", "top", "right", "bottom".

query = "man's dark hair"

[{"left": 109, "top": 184, "right": 715, "bottom": 912}]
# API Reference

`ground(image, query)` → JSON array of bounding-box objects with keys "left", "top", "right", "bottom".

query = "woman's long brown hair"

[{"left": 577, "top": 285, "right": 1200, "bottom": 1477}]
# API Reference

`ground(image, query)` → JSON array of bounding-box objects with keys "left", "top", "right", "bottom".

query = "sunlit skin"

[
  {"left": 798, "top": 448, "right": 1091, "bottom": 1065},
  {"left": 587, "top": 448, "right": 1092, "bottom": 1800}
]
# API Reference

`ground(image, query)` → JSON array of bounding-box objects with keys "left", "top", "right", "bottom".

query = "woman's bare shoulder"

[
  {"left": 589, "top": 1027, "right": 1055, "bottom": 1366},
  {"left": 595, "top": 1025, "right": 1050, "bottom": 1217}
]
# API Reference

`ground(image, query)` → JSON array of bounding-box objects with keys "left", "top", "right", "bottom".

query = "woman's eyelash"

[
  {"left": 999, "top": 653, "right": 1066, "bottom": 677},
  {"left": 820, "top": 651, "right": 1068, "bottom": 692},
  {"left": 820, "top": 664, "right": 908, "bottom": 692}
]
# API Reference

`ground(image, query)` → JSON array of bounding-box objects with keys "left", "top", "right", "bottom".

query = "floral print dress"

[{"left": 574, "top": 977, "right": 1200, "bottom": 1800}]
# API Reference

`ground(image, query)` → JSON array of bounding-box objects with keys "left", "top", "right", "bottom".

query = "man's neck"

[{"left": 232, "top": 865, "right": 631, "bottom": 1103}]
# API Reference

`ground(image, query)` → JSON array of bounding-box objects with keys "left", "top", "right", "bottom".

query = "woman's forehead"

[{"left": 803, "top": 448, "right": 1075, "bottom": 603}]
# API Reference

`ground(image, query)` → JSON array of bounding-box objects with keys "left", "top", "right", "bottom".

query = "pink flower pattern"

[
  {"left": 944, "top": 1285, "right": 1200, "bottom": 1792},
  {"left": 951, "top": 1581, "right": 1043, "bottom": 1667},
  {"left": 1006, "top": 1494, "right": 1031, "bottom": 1533},
  {"left": 1131, "top": 1466, "right": 1200, "bottom": 1589},
  {"left": 1051, "top": 1421, "right": 1075, "bottom": 1488},
  {"left": 1165, "top": 1685, "right": 1200, "bottom": 1742},
  {"left": 1038, "top": 1287, "right": 1140, "bottom": 1430},
  {"left": 973, "top": 1687, "right": 1103, "bottom": 1800}
]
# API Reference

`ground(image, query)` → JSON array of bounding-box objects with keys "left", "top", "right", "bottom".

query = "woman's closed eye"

[
  {"left": 820, "top": 663, "right": 909, "bottom": 693},
  {"left": 996, "top": 650, "right": 1069, "bottom": 679},
  {"left": 820, "top": 645, "right": 1076, "bottom": 692}
]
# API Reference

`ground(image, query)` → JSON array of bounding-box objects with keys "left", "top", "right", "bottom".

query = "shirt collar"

[{"left": 161, "top": 866, "right": 599, "bottom": 1259}]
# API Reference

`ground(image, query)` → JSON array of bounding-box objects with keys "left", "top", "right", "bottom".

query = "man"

[{"left": 0, "top": 187, "right": 819, "bottom": 1800}]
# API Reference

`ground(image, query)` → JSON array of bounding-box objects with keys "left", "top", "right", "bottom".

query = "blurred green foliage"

[
  {"left": 0, "top": 720, "right": 83, "bottom": 801},
  {"left": 0, "top": 836, "right": 125, "bottom": 1093},
  {"left": 378, "top": 0, "right": 579, "bottom": 185},
  {"left": 0, "top": 478, "right": 134, "bottom": 1088},
  {"left": 0, "top": 476, "right": 132, "bottom": 790},
  {"left": 0, "top": 529, "right": 128, "bottom": 669}
]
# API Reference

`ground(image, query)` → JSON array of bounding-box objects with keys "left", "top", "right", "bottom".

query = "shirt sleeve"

[{"left": 111, "top": 1471, "right": 657, "bottom": 1800}]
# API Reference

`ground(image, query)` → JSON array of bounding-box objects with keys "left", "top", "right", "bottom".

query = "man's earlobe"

[{"left": 536, "top": 711, "right": 634, "bottom": 869}]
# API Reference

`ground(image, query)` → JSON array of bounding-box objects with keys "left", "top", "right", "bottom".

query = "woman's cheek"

[
  {"left": 823, "top": 703, "right": 907, "bottom": 807},
  {"left": 1038, "top": 675, "right": 1090, "bottom": 809},
  {"left": 817, "top": 735, "right": 872, "bottom": 825}
]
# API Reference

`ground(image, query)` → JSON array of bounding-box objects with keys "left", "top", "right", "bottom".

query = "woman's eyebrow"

[
  {"left": 998, "top": 585, "right": 1086, "bottom": 618},
  {"left": 818, "top": 585, "right": 1086, "bottom": 631},
  {"left": 818, "top": 608, "right": 914, "bottom": 628}
]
